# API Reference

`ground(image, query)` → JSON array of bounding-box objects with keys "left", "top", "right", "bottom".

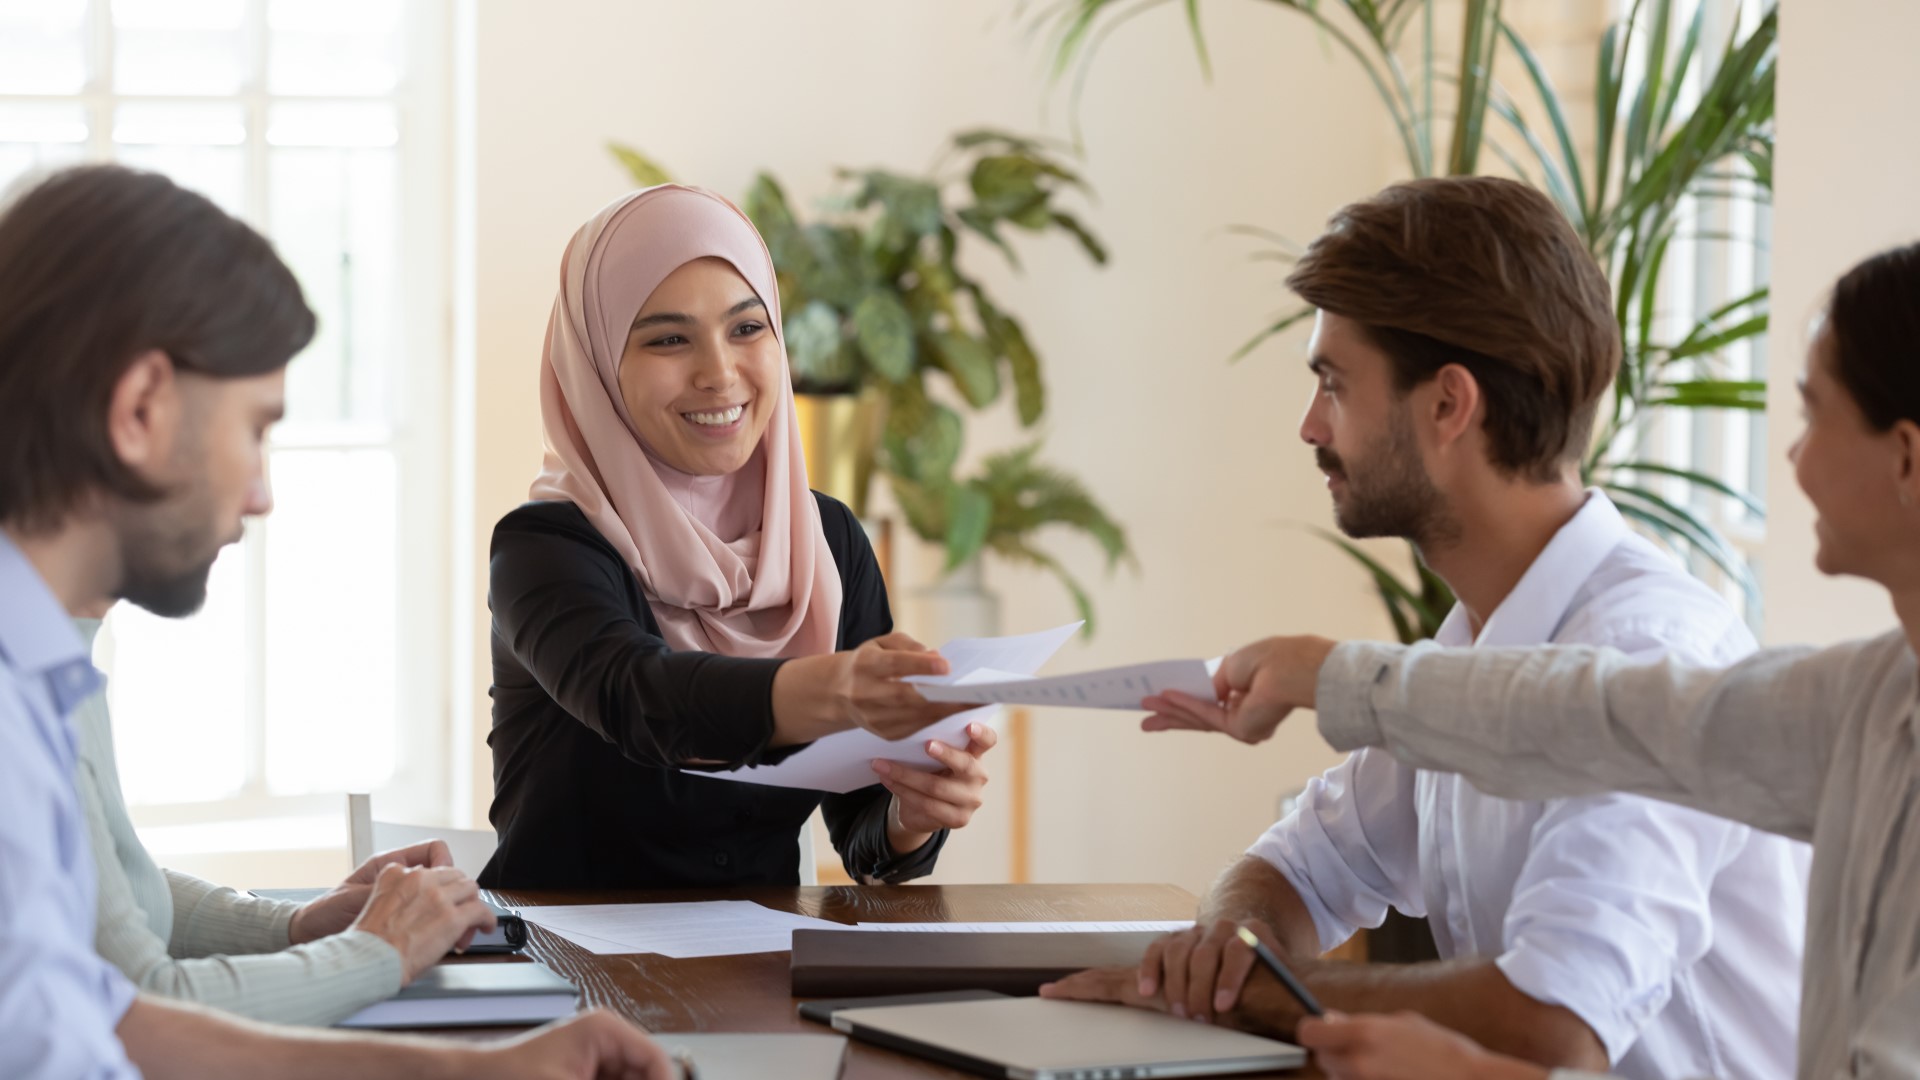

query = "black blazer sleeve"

[
  {"left": 489, "top": 504, "right": 789, "bottom": 768},
  {"left": 813, "top": 496, "right": 950, "bottom": 882}
]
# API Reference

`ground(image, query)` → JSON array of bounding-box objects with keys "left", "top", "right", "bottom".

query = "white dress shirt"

[{"left": 1249, "top": 492, "right": 1809, "bottom": 1080}]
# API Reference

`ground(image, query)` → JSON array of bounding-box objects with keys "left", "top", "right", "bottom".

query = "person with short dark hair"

[
  {"left": 0, "top": 164, "right": 672, "bottom": 1079},
  {"left": 1127, "top": 238, "right": 1920, "bottom": 1080},
  {"left": 1042, "top": 177, "right": 1807, "bottom": 1080}
]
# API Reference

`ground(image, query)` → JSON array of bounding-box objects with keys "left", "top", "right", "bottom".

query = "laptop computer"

[{"left": 830, "top": 996, "right": 1306, "bottom": 1079}]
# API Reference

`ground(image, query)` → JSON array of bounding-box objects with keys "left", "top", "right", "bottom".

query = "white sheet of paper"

[
  {"left": 912, "top": 657, "right": 1222, "bottom": 710},
  {"left": 852, "top": 920, "right": 1195, "bottom": 934},
  {"left": 686, "top": 622, "right": 1082, "bottom": 794},
  {"left": 923, "top": 621, "right": 1085, "bottom": 681},
  {"left": 522, "top": 901, "right": 849, "bottom": 958}
]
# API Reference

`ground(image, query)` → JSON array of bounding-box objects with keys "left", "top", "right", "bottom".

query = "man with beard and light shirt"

[
  {"left": 0, "top": 164, "right": 674, "bottom": 1079},
  {"left": 1042, "top": 177, "right": 1809, "bottom": 1080}
]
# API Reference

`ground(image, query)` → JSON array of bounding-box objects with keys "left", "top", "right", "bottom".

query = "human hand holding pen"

[{"left": 1139, "top": 636, "right": 1339, "bottom": 745}]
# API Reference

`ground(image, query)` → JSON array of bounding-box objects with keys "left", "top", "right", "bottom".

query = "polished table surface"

[{"left": 478, "top": 883, "right": 1306, "bottom": 1079}]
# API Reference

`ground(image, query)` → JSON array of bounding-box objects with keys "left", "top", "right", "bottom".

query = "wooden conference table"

[{"left": 477, "top": 883, "right": 1308, "bottom": 1079}]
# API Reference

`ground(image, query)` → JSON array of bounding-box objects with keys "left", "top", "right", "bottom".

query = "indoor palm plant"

[
  {"left": 1049, "top": 0, "right": 1775, "bottom": 641},
  {"left": 609, "top": 133, "right": 1133, "bottom": 628}
]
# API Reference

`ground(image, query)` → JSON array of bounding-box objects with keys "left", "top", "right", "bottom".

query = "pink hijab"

[{"left": 530, "top": 184, "right": 843, "bottom": 659}]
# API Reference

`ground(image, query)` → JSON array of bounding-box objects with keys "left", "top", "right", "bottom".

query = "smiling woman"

[
  {"left": 479, "top": 185, "right": 1000, "bottom": 891},
  {"left": 618, "top": 259, "right": 781, "bottom": 479}
]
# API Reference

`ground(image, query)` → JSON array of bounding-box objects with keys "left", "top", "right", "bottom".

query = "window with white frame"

[
  {"left": 0, "top": 0, "right": 451, "bottom": 842},
  {"left": 1623, "top": 0, "right": 1771, "bottom": 629}
]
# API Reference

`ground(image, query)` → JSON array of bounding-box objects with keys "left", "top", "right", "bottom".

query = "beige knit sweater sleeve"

[{"left": 74, "top": 620, "right": 402, "bottom": 1026}]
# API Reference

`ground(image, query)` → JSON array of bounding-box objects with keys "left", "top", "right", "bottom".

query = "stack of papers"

[{"left": 524, "top": 901, "right": 849, "bottom": 958}]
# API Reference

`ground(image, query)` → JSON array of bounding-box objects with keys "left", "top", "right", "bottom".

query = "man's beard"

[
  {"left": 111, "top": 469, "right": 231, "bottom": 619},
  {"left": 1318, "top": 405, "right": 1456, "bottom": 548}
]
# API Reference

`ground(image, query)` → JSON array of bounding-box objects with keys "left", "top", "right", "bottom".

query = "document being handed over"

[
  {"left": 682, "top": 622, "right": 1084, "bottom": 794},
  {"left": 907, "top": 656, "right": 1222, "bottom": 710}
]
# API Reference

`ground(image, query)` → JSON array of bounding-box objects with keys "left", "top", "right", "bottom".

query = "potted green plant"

[
  {"left": 609, "top": 132, "right": 1133, "bottom": 631},
  {"left": 1049, "top": 0, "right": 1775, "bottom": 642}
]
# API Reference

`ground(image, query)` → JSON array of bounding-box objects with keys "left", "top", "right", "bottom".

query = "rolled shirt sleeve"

[
  {"left": 1247, "top": 747, "right": 1426, "bottom": 952},
  {"left": 1494, "top": 793, "right": 1746, "bottom": 1063}
]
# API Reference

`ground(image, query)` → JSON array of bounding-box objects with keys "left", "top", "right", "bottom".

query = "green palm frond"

[{"left": 1045, "top": 0, "right": 1776, "bottom": 638}]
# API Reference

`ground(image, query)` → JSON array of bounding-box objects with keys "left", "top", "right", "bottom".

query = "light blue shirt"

[
  {"left": 0, "top": 532, "right": 140, "bottom": 1079},
  {"left": 1250, "top": 492, "right": 1809, "bottom": 1079}
]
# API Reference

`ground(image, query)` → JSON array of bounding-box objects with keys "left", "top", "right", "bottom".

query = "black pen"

[
  {"left": 1236, "top": 926, "right": 1324, "bottom": 1017},
  {"left": 672, "top": 1048, "right": 700, "bottom": 1080}
]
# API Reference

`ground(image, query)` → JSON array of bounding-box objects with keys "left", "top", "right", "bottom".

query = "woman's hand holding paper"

[
  {"left": 771, "top": 632, "right": 974, "bottom": 746},
  {"left": 873, "top": 720, "right": 998, "bottom": 851}
]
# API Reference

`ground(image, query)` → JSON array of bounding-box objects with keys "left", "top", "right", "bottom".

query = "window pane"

[
  {"left": 0, "top": 103, "right": 89, "bottom": 200},
  {"left": 268, "top": 0, "right": 401, "bottom": 96},
  {"left": 262, "top": 449, "right": 397, "bottom": 795},
  {"left": 113, "top": 102, "right": 246, "bottom": 216},
  {"left": 103, "top": 543, "right": 251, "bottom": 805},
  {"left": 0, "top": 0, "right": 88, "bottom": 93},
  {"left": 112, "top": 0, "right": 247, "bottom": 96},
  {"left": 269, "top": 104, "right": 400, "bottom": 426}
]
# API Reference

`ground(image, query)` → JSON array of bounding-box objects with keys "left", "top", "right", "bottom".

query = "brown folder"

[{"left": 789, "top": 930, "right": 1164, "bottom": 997}]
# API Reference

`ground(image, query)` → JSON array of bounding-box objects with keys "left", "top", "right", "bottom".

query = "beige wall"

[
  {"left": 1759, "top": 0, "right": 1917, "bottom": 646},
  {"left": 460, "top": 1, "right": 1400, "bottom": 893}
]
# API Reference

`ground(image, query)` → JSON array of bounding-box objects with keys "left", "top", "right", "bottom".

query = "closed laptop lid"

[{"left": 832, "top": 996, "right": 1305, "bottom": 1079}]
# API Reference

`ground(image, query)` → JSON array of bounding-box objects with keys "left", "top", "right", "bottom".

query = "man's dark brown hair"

[
  {"left": 0, "top": 164, "right": 315, "bottom": 530},
  {"left": 1286, "top": 176, "right": 1620, "bottom": 482}
]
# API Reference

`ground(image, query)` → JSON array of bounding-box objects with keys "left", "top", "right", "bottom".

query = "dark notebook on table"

[{"left": 790, "top": 930, "right": 1164, "bottom": 996}]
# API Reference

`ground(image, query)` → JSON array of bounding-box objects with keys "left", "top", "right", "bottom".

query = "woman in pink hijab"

[{"left": 478, "top": 186, "right": 994, "bottom": 889}]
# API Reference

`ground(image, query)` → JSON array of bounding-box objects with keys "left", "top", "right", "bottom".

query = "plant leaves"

[
  {"left": 976, "top": 293, "right": 1046, "bottom": 426},
  {"left": 881, "top": 382, "right": 962, "bottom": 484},
  {"left": 1049, "top": 210, "right": 1109, "bottom": 264},
  {"left": 607, "top": 142, "right": 674, "bottom": 187},
  {"left": 799, "top": 223, "right": 876, "bottom": 309},
  {"left": 955, "top": 206, "right": 1020, "bottom": 269},
  {"left": 1663, "top": 314, "right": 1770, "bottom": 362},
  {"left": 852, "top": 290, "right": 916, "bottom": 383},
  {"left": 1310, "top": 528, "right": 1444, "bottom": 641},
  {"left": 944, "top": 483, "right": 994, "bottom": 570},
  {"left": 888, "top": 474, "right": 949, "bottom": 539},
  {"left": 989, "top": 534, "right": 1097, "bottom": 635},
  {"left": 848, "top": 170, "right": 944, "bottom": 236},
  {"left": 1647, "top": 378, "right": 1766, "bottom": 410},
  {"left": 1603, "top": 459, "right": 1765, "bottom": 517},
  {"left": 1231, "top": 305, "right": 1315, "bottom": 363},
  {"left": 929, "top": 330, "right": 1000, "bottom": 408},
  {"left": 784, "top": 300, "right": 854, "bottom": 390},
  {"left": 743, "top": 173, "right": 798, "bottom": 250},
  {"left": 969, "top": 154, "right": 1049, "bottom": 220},
  {"left": 977, "top": 442, "right": 1131, "bottom": 569}
]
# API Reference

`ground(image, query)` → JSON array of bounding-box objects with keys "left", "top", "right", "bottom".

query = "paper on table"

[
  {"left": 686, "top": 622, "right": 1082, "bottom": 794},
  {"left": 852, "top": 920, "right": 1195, "bottom": 934},
  {"left": 522, "top": 901, "right": 849, "bottom": 958},
  {"left": 912, "top": 657, "right": 1223, "bottom": 711}
]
